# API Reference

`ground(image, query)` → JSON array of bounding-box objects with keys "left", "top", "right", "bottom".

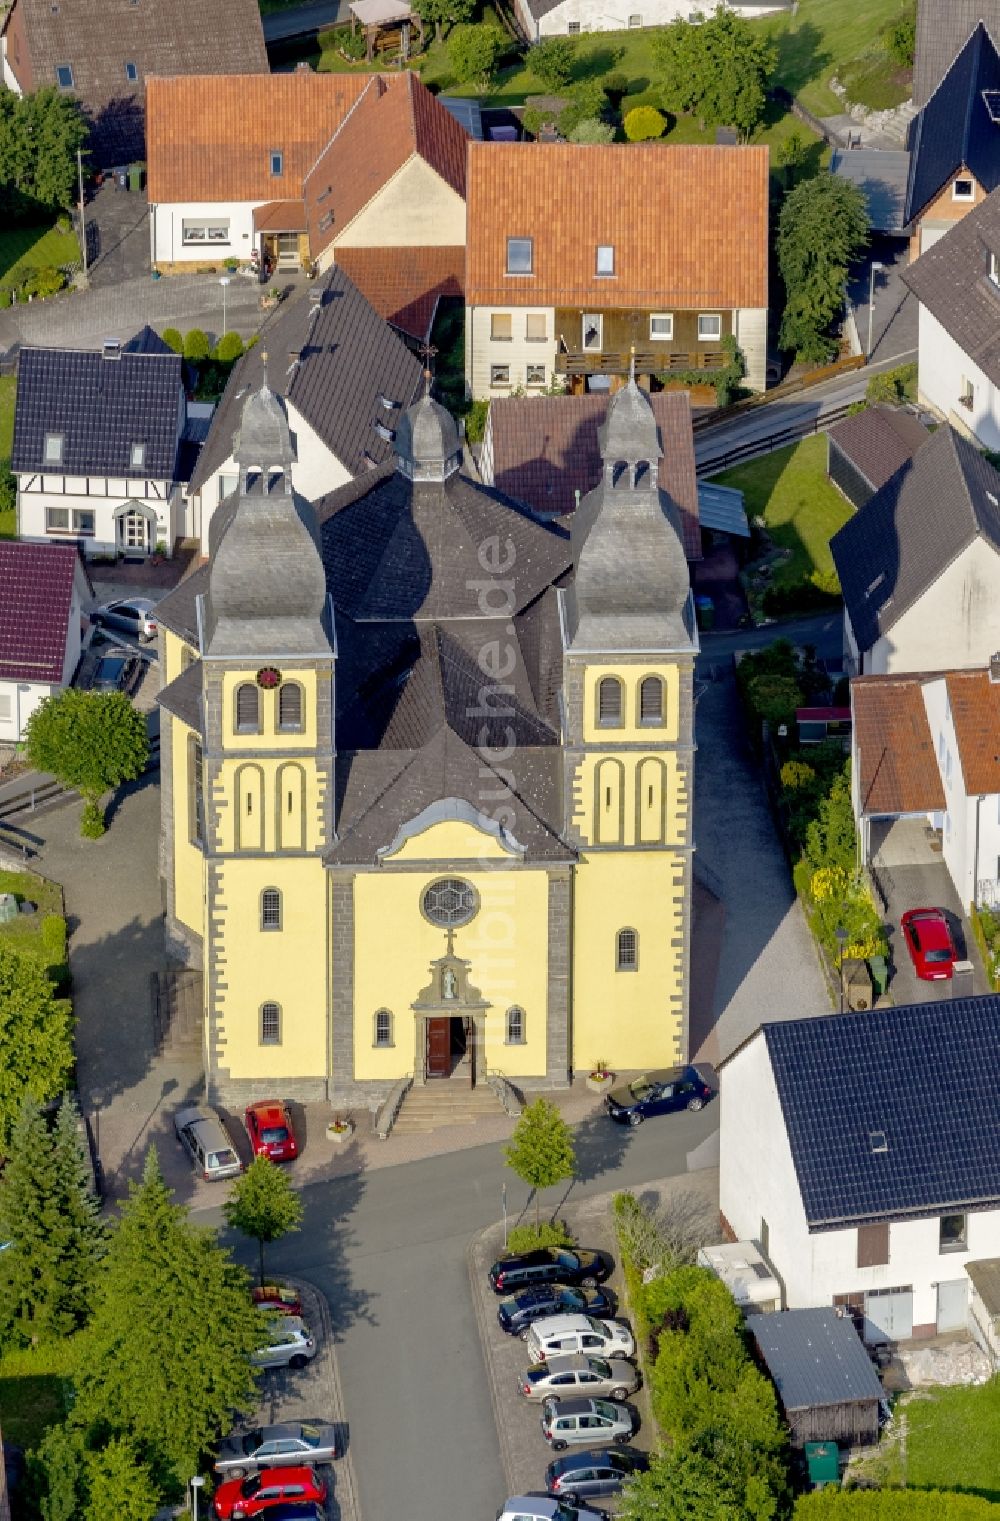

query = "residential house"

[
  {"left": 12, "top": 337, "right": 212, "bottom": 559},
  {"left": 902, "top": 185, "right": 1000, "bottom": 450},
  {"left": 719, "top": 998, "right": 1000, "bottom": 1339},
  {"left": 913, "top": 0, "right": 1000, "bottom": 107},
  {"left": 334, "top": 246, "right": 464, "bottom": 347},
  {"left": 904, "top": 23, "right": 1000, "bottom": 259},
  {"left": 464, "top": 143, "right": 769, "bottom": 399},
  {"left": 966, "top": 1258, "right": 1000, "bottom": 1365},
  {"left": 826, "top": 404, "right": 930, "bottom": 510},
  {"left": 0, "top": 0, "right": 266, "bottom": 166},
  {"left": 513, "top": 0, "right": 789, "bottom": 42},
  {"left": 830, "top": 150, "right": 911, "bottom": 239},
  {"left": 185, "top": 266, "right": 423, "bottom": 549},
  {"left": 830, "top": 423, "right": 1000, "bottom": 674},
  {"left": 746, "top": 1310, "right": 885, "bottom": 1446},
  {"left": 0, "top": 541, "right": 92, "bottom": 742}
]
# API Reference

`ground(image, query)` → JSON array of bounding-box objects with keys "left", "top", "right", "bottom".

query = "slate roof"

[
  {"left": 760, "top": 996, "right": 1000, "bottom": 1228},
  {"left": 913, "top": 0, "right": 1000, "bottom": 107},
  {"left": 303, "top": 73, "right": 469, "bottom": 262},
  {"left": 0, "top": 0, "right": 267, "bottom": 166},
  {"left": 11, "top": 344, "right": 184, "bottom": 479},
  {"left": 905, "top": 23, "right": 1000, "bottom": 222},
  {"left": 966, "top": 1256, "right": 1000, "bottom": 1315},
  {"left": 0, "top": 541, "right": 90, "bottom": 684},
  {"left": 188, "top": 268, "right": 423, "bottom": 495},
  {"left": 830, "top": 424, "right": 1000, "bottom": 654},
  {"left": 901, "top": 186, "right": 1000, "bottom": 386},
  {"left": 746, "top": 1310, "right": 885, "bottom": 1412},
  {"left": 850, "top": 675, "right": 945, "bottom": 815},
  {"left": 465, "top": 143, "right": 769, "bottom": 310},
  {"left": 945, "top": 668, "right": 1000, "bottom": 792},
  {"left": 484, "top": 390, "right": 701, "bottom": 559},
  {"left": 157, "top": 657, "right": 203, "bottom": 730},
  {"left": 333, "top": 246, "right": 464, "bottom": 343},
  {"left": 830, "top": 149, "right": 911, "bottom": 234},
  {"left": 827, "top": 405, "right": 930, "bottom": 494}
]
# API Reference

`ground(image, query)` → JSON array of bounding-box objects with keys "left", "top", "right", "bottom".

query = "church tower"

[
  {"left": 199, "top": 385, "right": 336, "bottom": 1103},
  {"left": 561, "top": 375, "right": 697, "bottom": 1070}
]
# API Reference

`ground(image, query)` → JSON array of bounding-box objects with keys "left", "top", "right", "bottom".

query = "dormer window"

[
  {"left": 596, "top": 244, "right": 615, "bottom": 276},
  {"left": 55, "top": 64, "right": 74, "bottom": 89},
  {"left": 270, "top": 150, "right": 283, "bottom": 177},
  {"left": 130, "top": 442, "right": 145, "bottom": 469},
  {"left": 124, "top": 61, "right": 138, "bottom": 82},
  {"left": 44, "top": 432, "right": 63, "bottom": 464},
  {"left": 953, "top": 177, "right": 975, "bottom": 201},
  {"left": 506, "top": 237, "right": 533, "bottom": 275}
]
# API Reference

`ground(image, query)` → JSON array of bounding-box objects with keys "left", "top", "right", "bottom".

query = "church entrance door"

[{"left": 426, "top": 1017, "right": 450, "bottom": 1077}]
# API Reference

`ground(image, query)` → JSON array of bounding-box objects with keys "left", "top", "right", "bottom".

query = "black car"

[
  {"left": 605, "top": 1064, "right": 718, "bottom": 1127},
  {"left": 545, "top": 1447, "right": 648, "bottom": 1501},
  {"left": 489, "top": 1248, "right": 612, "bottom": 1295},
  {"left": 498, "top": 1283, "right": 617, "bottom": 1334},
  {"left": 91, "top": 654, "right": 140, "bottom": 693}
]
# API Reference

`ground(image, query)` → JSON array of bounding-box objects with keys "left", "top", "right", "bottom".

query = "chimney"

[
  {"left": 990, "top": 652, "right": 1000, "bottom": 684},
  {"left": 102, "top": 338, "right": 122, "bottom": 361},
  {"left": 309, "top": 286, "right": 323, "bottom": 309}
]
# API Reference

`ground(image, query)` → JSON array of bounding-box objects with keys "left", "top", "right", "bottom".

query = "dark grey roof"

[
  {"left": 906, "top": 23, "right": 1000, "bottom": 221},
  {"left": 158, "top": 658, "right": 203, "bottom": 729},
  {"left": 830, "top": 149, "right": 910, "bottom": 234},
  {"left": 122, "top": 325, "right": 176, "bottom": 356},
  {"left": 188, "top": 267, "right": 423, "bottom": 495},
  {"left": 11, "top": 344, "right": 184, "bottom": 479},
  {"left": 154, "top": 564, "right": 206, "bottom": 647},
  {"left": 760, "top": 996, "right": 1000, "bottom": 1229},
  {"left": 746, "top": 1310, "right": 885, "bottom": 1412},
  {"left": 830, "top": 424, "right": 1000, "bottom": 653},
  {"left": 902, "top": 186, "right": 1000, "bottom": 386},
  {"left": 914, "top": 0, "right": 1000, "bottom": 106},
  {"left": 826, "top": 405, "right": 931, "bottom": 493}
]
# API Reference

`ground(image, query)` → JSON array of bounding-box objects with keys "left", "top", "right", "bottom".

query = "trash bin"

[
  {"left": 128, "top": 162, "right": 145, "bottom": 193},
  {"left": 868, "top": 954, "right": 889, "bottom": 999},
  {"left": 804, "top": 1442, "right": 840, "bottom": 1489},
  {"left": 695, "top": 594, "right": 715, "bottom": 631},
  {"left": 116, "top": 167, "right": 127, "bottom": 190}
]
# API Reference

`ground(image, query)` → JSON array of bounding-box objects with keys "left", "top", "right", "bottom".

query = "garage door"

[
  {"left": 921, "top": 226, "right": 949, "bottom": 253},
  {"left": 937, "top": 1278, "right": 968, "bottom": 1332},
  {"left": 865, "top": 1287, "right": 913, "bottom": 1341}
]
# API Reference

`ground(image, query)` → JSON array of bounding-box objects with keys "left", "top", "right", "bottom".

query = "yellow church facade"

[{"left": 156, "top": 369, "right": 696, "bottom": 1110}]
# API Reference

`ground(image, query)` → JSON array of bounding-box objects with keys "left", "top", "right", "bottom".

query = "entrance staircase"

[{"left": 391, "top": 1077, "right": 511, "bottom": 1134}]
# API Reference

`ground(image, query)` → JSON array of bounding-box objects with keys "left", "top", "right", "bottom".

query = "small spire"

[
  {"left": 261, "top": 349, "right": 268, "bottom": 388},
  {"left": 629, "top": 344, "right": 636, "bottom": 385}
]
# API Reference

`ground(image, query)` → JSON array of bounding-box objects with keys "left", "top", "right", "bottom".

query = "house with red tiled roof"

[
  {"left": 464, "top": 142, "right": 769, "bottom": 400},
  {"left": 0, "top": 542, "right": 93, "bottom": 742}
]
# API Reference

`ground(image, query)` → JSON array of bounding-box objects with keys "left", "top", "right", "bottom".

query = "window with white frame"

[
  {"left": 596, "top": 244, "right": 615, "bottom": 276},
  {"left": 525, "top": 313, "right": 547, "bottom": 341},
  {"left": 490, "top": 364, "right": 511, "bottom": 387},
  {"left": 939, "top": 1213, "right": 968, "bottom": 1252},
  {"left": 130, "top": 442, "right": 145, "bottom": 469},
  {"left": 260, "top": 888, "right": 282, "bottom": 931},
  {"left": 628, "top": 11, "right": 641, "bottom": 23},
  {"left": 526, "top": 364, "right": 546, "bottom": 387},
  {"left": 44, "top": 433, "right": 64, "bottom": 464},
  {"left": 124, "top": 60, "right": 138, "bottom": 81},
  {"left": 0, "top": 693, "right": 11, "bottom": 721},
  {"left": 953, "top": 177, "right": 975, "bottom": 201},
  {"left": 491, "top": 312, "right": 513, "bottom": 341},
  {"left": 567, "top": 19, "right": 580, "bottom": 31},
  {"left": 506, "top": 1006, "right": 525, "bottom": 1044},
  {"left": 218, "top": 473, "right": 238, "bottom": 503},
  {"left": 374, "top": 1009, "right": 394, "bottom": 1047},
  {"left": 697, "top": 313, "right": 722, "bottom": 341},
  {"left": 649, "top": 313, "right": 673, "bottom": 340},
  {"left": 616, "top": 927, "right": 638, "bottom": 971},
  {"left": 960, "top": 375, "right": 975, "bottom": 409},
  {"left": 260, "top": 1002, "right": 282, "bottom": 1045},
  {"left": 56, "top": 63, "right": 74, "bottom": 88},
  {"left": 506, "top": 237, "right": 533, "bottom": 274},
  {"left": 271, "top": 150, "right": 284, "bottom": 176},
  {"left": 45, "top": 506, "right": 95, "bottom": 535},
  {"left": 182, "top": 219, "right": 230, "bottom": 244}
]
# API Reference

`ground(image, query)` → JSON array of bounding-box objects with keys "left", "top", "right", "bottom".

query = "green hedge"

[
  {"left": 797, "top": 1491, "right": 1000, "bottom": 1518},
  {"left": 39, "top": 914, "right": 69, "bottom": 994},
  {"left": 971, "top": 904, "right": 1000, "bottom": 989},
  {"left": 505, "top": 1220, "right": 573, "bottom": 1253}
]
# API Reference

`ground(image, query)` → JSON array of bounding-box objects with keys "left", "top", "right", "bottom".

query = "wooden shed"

[
  {"left": 826, "top": 405, "right": 930, "bottom": 511},
  {"left": 746, "top": 1309, "right": 885, "bottom": 1447}
]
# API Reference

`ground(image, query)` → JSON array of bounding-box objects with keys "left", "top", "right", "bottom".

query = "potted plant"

[
  {"left": 586, "top": 1059, "right": 614, "bottom": 1095},
  {"left": 326, "top": 1116, "right": 354, "bottom": 1143},
  {"left": 260, "top": 286, "right": 282, "bottom": 310}
]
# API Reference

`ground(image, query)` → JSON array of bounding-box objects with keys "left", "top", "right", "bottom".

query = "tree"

[
  {"left": 0, "top": 88, "right": 87, "bottom": 218},
  {"left": 619, "top": 1445, "right": 754, "bottom": 1521},
  {"left": 530, "top": 36, "right": 576, "bottom": 91},
  {"left": 161, "top": 327, "right": 183, "bottom": 354},
  {"left": 31, "top": 1424, "right": 87, "bottom": 1521},
  {"left": 84, "top": 1437, "right": 161, "bottom": 1521},
  {"left": 409, "top": 0, "right": 474, "bottom": 45},
  {"left": 0, "top": 945, "right": 74, "bottom": 1148},
  {"left": 568, "top": 118, "right": 616, "bottom": 143},
  {"left": 24, "top": 688, "right": 149, "bottom": 837},
  {"left": 652, "top": 11, "right": 777, "bottom": 138},
  {"left": 624, "top": 105, "right": 666, "bottom": 141},
  {"left": 778, "top": 175, "right": 869, "bottom": 361},
  {"left": 447, "top": 23, "right": 508, "bottom": 89},
  {"left": 224, "top": 1155, "right": 304, "bottom": 1286},
  {"left": 504, "top": 1098, "right": 575, "bottom": 1228},
  {"left": 75, "top": 1149, "right": 261, "bottom": 1492},
  {"left": 182, "top": 328, "right": 211, "bottom": 362},
  {"left": 213, "top": 331, "right": 245, "bottom": 363},
  {"left": 804, "top": 763, "right": 856, "bottom": 874},
  {"left": 557, "top": 79, "right": 606, "bottom": 138},
  {"left": 775, "top": 126, "right": 810, "bottom": 190}
]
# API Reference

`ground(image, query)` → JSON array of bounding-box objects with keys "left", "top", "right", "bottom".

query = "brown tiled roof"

[
  {"left": 465, "top": 143, "right": 769, "bottom": 310},
  {"left": 0, "top": 542, "right": 90, "bottom": 684},
  {"left": 303, "top": 73, "right": 468, "bottom": 261},
  {"left": 851, "top": 675, "right": 945, "bottom": 815},
  {"left": 253, "top": 201, "right": 308, "bottom": 233},
  {"left": 827, "top": 405, "right": 931, "bottom": 493},
  {"left": 146, "top": 73, "right": 382, "bottom": 204},
  {"left": 485, "top": 390, "right": 701, "bottom": 558},
  {"left": 334, "top": 246, "right": 464, "bottom": 341},
  {"left": 946, "top": 669, "right": 1000, "bottom": 793}
]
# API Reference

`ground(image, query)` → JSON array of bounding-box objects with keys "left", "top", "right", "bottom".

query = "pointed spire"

[{"left": 629, "top": 344, "right": 636, "bottom": 386}]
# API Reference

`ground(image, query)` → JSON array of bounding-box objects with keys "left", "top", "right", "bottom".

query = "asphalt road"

[
  {"left": 193, "top": 1106, "right": 718, "bottom": 1521},
  {"left": 262, "top": 0, "right": 351, "bottom": 41}
]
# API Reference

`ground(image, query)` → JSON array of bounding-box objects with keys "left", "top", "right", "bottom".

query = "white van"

[{"left": 174, "top": 1104, "right": 242, "bottom": 1181}]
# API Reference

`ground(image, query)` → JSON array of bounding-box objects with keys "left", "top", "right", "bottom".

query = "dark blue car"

[
  {"left": 605, "top": 1064, "right": 717, "bottom": 1127},
  {"left": 498, "top": 1283, "right": 617, "bottom": 1335}
]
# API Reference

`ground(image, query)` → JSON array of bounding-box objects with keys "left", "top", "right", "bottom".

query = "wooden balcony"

[{"left": 554, "top": 347, "right": 727, "bottom": 376}]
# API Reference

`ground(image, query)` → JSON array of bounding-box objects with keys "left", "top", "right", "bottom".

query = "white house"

[
  {"left": 830, "top": 423, "right": 1000, "bottom": 675},
  {"left": 0, "top": 541, "right": 93, "bottom": 742},
  {"left": 513, "top": 0, "right": 788, "bottom": 40},
  {"left": 719, "top": 998, "right": 1000, "bottom": 1341},
  {"left": 11, "top": 336, "right": 213, "bottom": 560}
]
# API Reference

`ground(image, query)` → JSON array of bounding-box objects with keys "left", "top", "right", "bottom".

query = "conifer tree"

[
  {"left": 505, "top": 1098, "right": 576, "bottom": 1228},
  {"left": 32, "top": 1424, "right": 86, "bottom": 1521},
  {"left": 84, "top": 1436, "right": 161, "bottom": 1521}
]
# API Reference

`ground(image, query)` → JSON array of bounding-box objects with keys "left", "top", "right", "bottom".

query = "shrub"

[
  {"left": 797, "top": 1490, "right": 1000, "bottom": 1519},
  {"left": 464, "top": 398, "right": 489, "bottom": 443},
  {"left": 746, "top": 672, "right": 803, "bottom": 728},
  {"left": 40, "top": 914, "right": 69, "bottom": 993},
  {"left": 530, "top": 36, "right": 575, "bottom": 91},
  {"left": 762, "top": 579, "right": 841, "bottom": 617},
  {"left": 23, "top": 266, "right": 65, "bottom": 299},
  {"left": 865, "top": 361, "right": 917, "bottom": 406},
  {"left": 558, "top": 80, "right": 606, "bottom": 138},
  {"left": 603, "top": 70, "right": 629, "bottom": 108},
  {"left": 182, "top": 328, "right": 211, "bottom": 361},
  {"left": 804, "top": 763, "right": 856, "bottom": 874},
  {"left": 522, "top": 106, "right": 556, "bottom": 137},
  {"left": 623, "top": 105, "right": 666, "bottom": 141},
  {"left": 569, "top": 118, "right": 615, "bottom": 143},
  {"left": 0, "top": 290, "right": 10, "bottom": 309},
  {"left": 161, "top": 327, "right": 183, "bottom": 354},
  {"left": 884, "top": 6, "right": 916, "bottom": 67},
  {"left": 505, "top": 1220, "right": 573, "bottom": 1253},
  {"left": 213, "top": 331, "right": 245, "bottom": 363},
  {"left": 80, "top": 801, "right": 106, "bottom": 838},
  {"left": 447, "top": 23, "right": 508, "bottom": 88},
  {"left": 780, "top": 759, "right": 816, "bottom": 791}
]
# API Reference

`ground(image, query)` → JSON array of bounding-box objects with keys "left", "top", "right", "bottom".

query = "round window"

[{"left": 421, "top": 877, "right": 478, "bottom": 927}]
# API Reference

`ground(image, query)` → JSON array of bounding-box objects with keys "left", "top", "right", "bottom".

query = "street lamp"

[
  {"left": 835, "top": 925, "right": 849, "bottom": 1014},
  {"left": 219, "top": 275, "right": 231, "bottom": 339},
  {"left": 190, "top": 1475, "right": 205, "bottom": 1521},
  {"left": 867, "top": 261, "right": 885, "bottom": 361}
]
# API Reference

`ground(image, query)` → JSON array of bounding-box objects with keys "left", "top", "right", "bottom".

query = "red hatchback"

[
  {"left": 901, "top": 907, "right": 958, "bottom": 980},
  {"left": 251, "top": 1283, "right": 303, "bottom": 1317},
  {"left": 213, "top": 1465, "right": 327, "bottom": 1519},
  {"left": 244, "top": 1101, "right": 299, "bottom": 1162}
]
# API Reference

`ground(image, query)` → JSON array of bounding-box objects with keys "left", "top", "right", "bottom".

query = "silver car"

[
  {"left": 541, "top": 1397, "right": 634, "bottom": 1451},
  {"left": 519, "top": 1354, "right": 639, "bottom": 1403},
  {"left": 214, "top": 1422, "right": 338, "bottom": 1475},
  {"left": 252, "top": 1314, "right": 316, "bottom": 1370},
  {"left": 525, "top": 1315, "right": 635, "bottom": 1363},
  {"left": 92, "top": 597, "right": 158, "bottom": 642}
]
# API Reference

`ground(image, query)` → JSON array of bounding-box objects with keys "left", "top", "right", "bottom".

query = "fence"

[{"left": 695, "top": 395, "right": 858, "bottom": 476}]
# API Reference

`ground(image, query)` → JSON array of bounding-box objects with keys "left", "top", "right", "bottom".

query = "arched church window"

[
  {"left": 505, "top": 1006, "right": 525, "bottom": 1045},
  {"left": 235, "top": 682, "right": 261, "bottom": 734},
  {"left": 639, "top": 675, "right": 664, "bottom": 725},
  {"left": 260, "top": 887, "right": 282, "bottom": 931},
  {"left": 422, "top": 877, "right": 478, "bottom": 927},
  {"left": 278, "top": 681, "right": 304, "bottom": 732},
  {"left": 616, "top": 927, "right": 638, "bottom": 971},
  {"left": 597, "top": 676, "right": 624, "bottom": 727},
  {"left": 373, "top": 1009, "right": 394, "bottom": 1047},
  {"left": 259, "top": 1001, "right": 282, "bottom": 1045}
]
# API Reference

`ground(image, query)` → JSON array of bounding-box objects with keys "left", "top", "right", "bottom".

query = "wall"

[
  {"left": 466, "top": 303, "right": 557, "bottom": 399},
  {"left": 169, "top": 712, "right": 207, "bottom": 941},
  {"left": 734, "top": 306, "right": 768, "bottom": 393},
  {"left": 867, "top": 540, "right": 1000, "bottom": 673},
  {"left": 909, "top": 168, "right": 987, "bottom": 262},
  {"left": 530, "top": 0, "right": 784, "bottom": 36},
  {"left": 17, "top": 475, "right": 178, "bottom": 557},
  {"left": 1, "top": 0, "right": 30, "bottom": 92},
  {"left": 331, "top": 157, "right": 466, "bottom": 251},
  {"left": 0, "top": 678, "right": 56, "bottom": 742},
  {"left": 916, "top": 303, "right": 1000, "bottom": 452},
  {"left": 150, "top": 201, "right": 260, "bottom": 267}
]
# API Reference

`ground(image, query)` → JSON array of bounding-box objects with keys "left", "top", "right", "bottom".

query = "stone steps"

[{"left": 392, "top": 1079, "right": 508, "bottom": 1134}]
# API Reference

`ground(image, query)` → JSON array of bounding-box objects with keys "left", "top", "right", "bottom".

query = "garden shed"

[
  {"left": 966, "top": 1258, "right": 1000, "bottom": 1366},
  {"left": 746, "top": 1308, "right": 885, "bottom": 1446},
  {"left": 826, "top": 404, "right": 930, "bottom": 510}
]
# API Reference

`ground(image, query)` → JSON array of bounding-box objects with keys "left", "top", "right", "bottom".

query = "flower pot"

[
  {"left": 586, "top": 1072, "right": 614, "bottom": 1095},
  {"left": 326, "top": 1120, "right": 354, "bottom": 1143}
]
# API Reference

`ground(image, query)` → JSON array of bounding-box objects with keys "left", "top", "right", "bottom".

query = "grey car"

[
  {"left": 519, "top": 1354, "right": 639, "bottom": 1403},
  {"left": 252, "top": 1315, "right": 316, "bottom": 1370},
  {"left": 92, "top": 597, "right": 158, "bottom": 642},
  {"left": 540, "top": 1397, "right": 634, "bottom": 1452},
  {"left": 214, "top": 1422, "right": 338, "bottom": 1475}
]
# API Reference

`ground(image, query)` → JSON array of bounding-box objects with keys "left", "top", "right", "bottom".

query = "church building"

[{"left": 155, "top": 367, "right": 697, "bottom": 1109}]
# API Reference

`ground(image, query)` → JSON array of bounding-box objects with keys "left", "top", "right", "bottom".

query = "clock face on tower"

[{"left": 256, "top": 667, "right": 282, "bottom": 690}]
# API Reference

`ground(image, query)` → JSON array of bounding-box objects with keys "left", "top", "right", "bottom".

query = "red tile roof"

[
  {"left": 334, "top": 246, "right": 464, "bottom": 341},
  {"left": 485, "top": 389, "right": 701, "bottom": 559},
  {"left": 253, "top": 201, "right": 308, "bottom": 233},
  {"left": 0, "top": 542, "right": 87, "bottom": 684},
  {"left": 851, "top": 675, "right": 945, "bottom": 815},
  {"left": 946, "top": 669, "right": 1000, "bottom": 794},
  {"left": 465, "top": 143, "right": 769, "bottom": 310}
]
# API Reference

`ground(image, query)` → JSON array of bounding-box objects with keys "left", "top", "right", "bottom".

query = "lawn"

[
  {"left": 0, "top": 222, "right": 79, "bottom": 289},
  {"left": 852, "top": 1381, "right": 1000, "bottom": 1500},
  {"left": 0, "top": 1339, "right": 77, "bottom": 1450},
  {"left": 711, "top": 434, "right": 852, "bottom": 594},
  {"left": 0, "top": 867, "right": 65, "bottom": 955}
]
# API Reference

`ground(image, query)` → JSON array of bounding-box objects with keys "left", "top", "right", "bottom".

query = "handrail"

[
  {"left": 484, "top": 1068, "right": 524, "bottom": 1117},
  {"left": 0, "top": 735, "right": 160, "bottom": 822},
  {"left": 374, "top": 1073, "right": 413, "bottom": 1140}
]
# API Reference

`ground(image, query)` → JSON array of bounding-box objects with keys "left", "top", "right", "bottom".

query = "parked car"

[
  {"left": 174, "top": 1104, "right": 242, "bottom": 1182},
  {"left": 496, "top": 1496, "right": 608, "bottom": 1521},
  {"left": 901, "top": 907, "right": 958, "bottom": 980},
  {"left": 91, "top": 653, "right": 140, "bottom": 693},
  {"left": 541, "top": 1397, "right": 634, "bottom": 1451},
  {"left": 216, "top": 1508, "right": 322, "bottom": 1521},
  {"left": 519, "top": 1354, "right": 639, "bottom": 1403},
  {"left": 605, "top": 1064, "right": 718, "bottom": 1127},
  {"left": 251, "top": 1284, "right": 303, "bottom": 1317},
  {"left": 526, "top": 1316, "right": 635, "bottom": 1364},
  {"left": 213, "top": 1465, "right": 328, "bottom": 1519},
  {"left": 244, "top": 1100, "right": 299, "bottom": 1162},
  {"left": 215, "top": 1423, "right": 338, "bottom": 1476},
  {"left": 499, "top": 1284, "right": 617, "bottom": 1335},
  {"left": 252, "top": 1315, "right": 316, "bottom": 1370},
  {"left": 489, "top": 1249, "right": 612, "bottom": 1295},
  {"left": 545, "top": 1448, "right": 648, "bottom": 1501},
  {"left": 92, "top": 597, "right": 158, "bottom": 642}
]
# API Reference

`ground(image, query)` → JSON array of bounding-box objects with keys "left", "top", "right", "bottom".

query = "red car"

[
  {"left": 213, "top": 1465, "right": 327, "bottom": 1519},
  {"left": 901, "top": 907, "right": 958, "bottom": 980},
  {"left": 244, "top": 1100, "right": 298, "bottom": 1162},
  {"left": 251, "top": 1283, "right": 303, "bottom": 1317}
]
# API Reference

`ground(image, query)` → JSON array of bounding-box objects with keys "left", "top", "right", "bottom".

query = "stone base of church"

[
  {"left": 163, "top": 909, "right": 203, "bottom": 970},
  {"left": 207, "top": 1067, "right": 332, "bottom": 1109}
]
